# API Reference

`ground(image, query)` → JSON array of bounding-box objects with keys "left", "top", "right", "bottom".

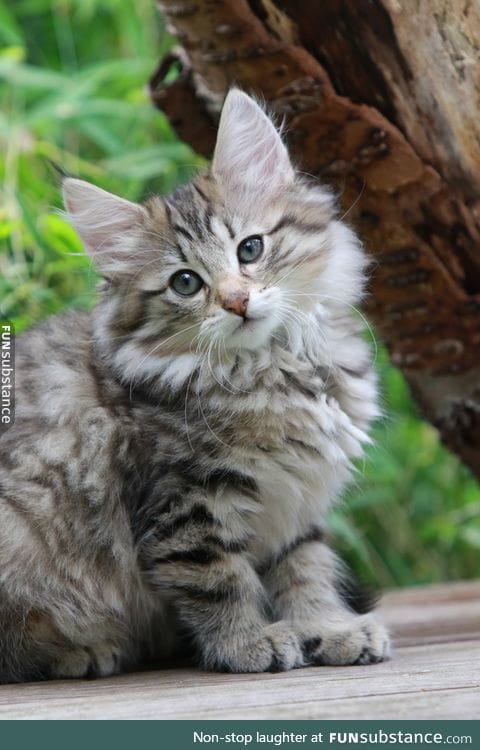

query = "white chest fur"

[{"left": 237, "top": 390, "right": 367, "bottom": 560}]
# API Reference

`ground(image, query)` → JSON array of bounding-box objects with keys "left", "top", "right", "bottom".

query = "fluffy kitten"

[{"left": 0, "top": 89, "right": 389, "bottom": 682}]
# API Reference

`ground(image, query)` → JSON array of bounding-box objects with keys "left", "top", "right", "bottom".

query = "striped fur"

[{"left": 0, "top": 90, "right": 389, "bottom": 681}]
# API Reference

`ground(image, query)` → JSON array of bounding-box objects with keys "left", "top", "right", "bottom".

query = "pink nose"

[{"left": 222, "top": 291, "right": 249, "bottom": 318}]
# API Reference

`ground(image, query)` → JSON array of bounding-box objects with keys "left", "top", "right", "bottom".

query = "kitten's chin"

[{"left": 223, "top": 316, "right": 278, "bottom": 352}]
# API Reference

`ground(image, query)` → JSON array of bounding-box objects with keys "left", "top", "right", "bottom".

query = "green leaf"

[
  {"left": 0, "top": 2, "right": 24, "bottom": 45},
  {"left": 0, "top": 59, "right": 65, "bottom": 91}
]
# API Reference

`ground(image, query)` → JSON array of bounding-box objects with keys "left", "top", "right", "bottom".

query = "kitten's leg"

[
  {"left": 263, "top": 531, "right": 390, "bottom": 666},
  {"left": 0, "top": 473, "right": 139, "bottom": 682},
  {"left": 142, "top": 498, "right": 303, "bottom": 673},
  {"left": 0, "top": 602, "right": 127, "bottom": 683}
]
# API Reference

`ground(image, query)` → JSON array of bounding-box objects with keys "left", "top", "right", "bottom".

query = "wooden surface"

[{"left": 0, "top": 581, "right": 479, "bottom": 720}]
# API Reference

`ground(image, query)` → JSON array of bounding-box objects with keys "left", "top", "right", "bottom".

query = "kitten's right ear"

[
  {"left": 62, "top": 178, "right": 146, "bottom": 269},
  {"left": 212, "top": 89, "right": 294, "bottom": 206}
]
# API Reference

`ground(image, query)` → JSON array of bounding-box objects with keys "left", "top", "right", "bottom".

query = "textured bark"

[{"left": 150, "top": 0, "right": 480, "bottom": 479}]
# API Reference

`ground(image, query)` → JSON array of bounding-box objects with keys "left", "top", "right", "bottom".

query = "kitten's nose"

[{"left": 221, "top": 291, "right": 249, "bottom": 318}]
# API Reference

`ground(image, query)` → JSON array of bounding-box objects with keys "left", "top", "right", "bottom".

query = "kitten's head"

[{"left": 63, "top": 89, "right": 366, "bottom": 388}]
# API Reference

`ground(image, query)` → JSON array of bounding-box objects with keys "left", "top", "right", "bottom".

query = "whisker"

[
  {"left": 272, "top": 250, "right": 322, "bottom": 288},
  {"left": 127, "top": 322, "right": 200, "bottom": 401},
  {"left": 183, "top": 332, "right": 207, "bottom": 452},
  {"left": 206, "top": 338, "right": 237, "bottom": 395},
  {"left": 195, "top": 350, "right": 232, "bottom": 449},
  {"left": 219, "top": 338, "right": 253, "bottom": 394},
  {"left": 338, "top": 181, "right": 365, "bottom": 222},
  {"left": 284, "top": 290, "right": 378, "bottom": 362},
  {"left": 273, "top": 300, "right": 335, "bottom": 385}
]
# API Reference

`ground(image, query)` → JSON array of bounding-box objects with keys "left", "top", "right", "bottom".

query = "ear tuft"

[
  {"left": 212, "top": 89, "right": 294, "bottom": 205},
  {"left": 62, "top": 178, "right": 145, "bottom": 265}
]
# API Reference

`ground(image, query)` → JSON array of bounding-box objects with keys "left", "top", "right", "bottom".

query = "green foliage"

[
  {"left": 0, "top": 0, "right": 204, "bottom": 331},
  {"left": 1, "top": 0, "right": 478, "bottom": 589},
  {"left": 332, "top": 346, "right": 480, "bottom": 588}
]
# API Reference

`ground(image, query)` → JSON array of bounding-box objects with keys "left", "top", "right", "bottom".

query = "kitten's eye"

[
  {"left": 237, "top": 235, "right": 264, "bottom": 264},
  {"left": 169, "top": 270, "right": 204, "bottom": 297}
]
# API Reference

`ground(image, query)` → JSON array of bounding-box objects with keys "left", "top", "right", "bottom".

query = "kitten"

[{"left": 0, "top": 89, "right": 389, "bottom": 682}]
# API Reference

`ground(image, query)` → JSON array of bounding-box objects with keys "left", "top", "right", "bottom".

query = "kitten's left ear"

[
  {"left": 212, "top": 89, "right": 294, "bottom": 200},
  {"left": 62, "top": 178, "right": 146, "bottom": 265}
]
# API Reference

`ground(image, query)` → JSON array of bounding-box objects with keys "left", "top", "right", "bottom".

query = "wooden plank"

[
  {"left": 0, "top": 640, "right": 478, "bottom": 720},
  {"left": 0, "top": 582, "right": 479, "bottom": 720},
  {"left": 383, "top": 580, "right": 480, "bottom": 605},
  {"left": 381, "top": 580, "right": 480, "bottom": 646},
  {"left": 202, "top": 688, "right": 480, "bottom": 721}
]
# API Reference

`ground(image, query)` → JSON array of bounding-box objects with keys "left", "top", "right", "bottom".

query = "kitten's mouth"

[{"left": 239, "top": 315, "right": 264, "bottom": 331}]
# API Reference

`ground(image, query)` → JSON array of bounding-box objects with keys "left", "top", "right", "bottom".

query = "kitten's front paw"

[
  {"left": 215, "top": 621, "right": 304, "bottom": 673},
  {"left": 302, "top": 614, "right": 390, "bottom": 667},
  {"left": 53, "top": 641, "right": 122, "bottom": 679}
]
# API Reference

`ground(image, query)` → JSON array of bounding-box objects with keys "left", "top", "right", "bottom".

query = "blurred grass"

[{"left": 1, "top": 0, "right": 479, "bottom": 589}]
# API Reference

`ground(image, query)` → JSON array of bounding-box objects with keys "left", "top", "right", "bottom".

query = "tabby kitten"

[{"left": 0, "top": 89, "right": 389, "bottom": 682}]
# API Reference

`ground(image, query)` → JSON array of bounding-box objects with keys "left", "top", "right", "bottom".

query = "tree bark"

[{"left": 150, "top": 0, "right": 480, "bottom": 479}]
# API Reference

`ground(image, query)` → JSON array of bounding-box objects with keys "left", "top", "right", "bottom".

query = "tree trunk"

[{"left": 150, "top": 0, "right": 480, "bottom": 479}]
